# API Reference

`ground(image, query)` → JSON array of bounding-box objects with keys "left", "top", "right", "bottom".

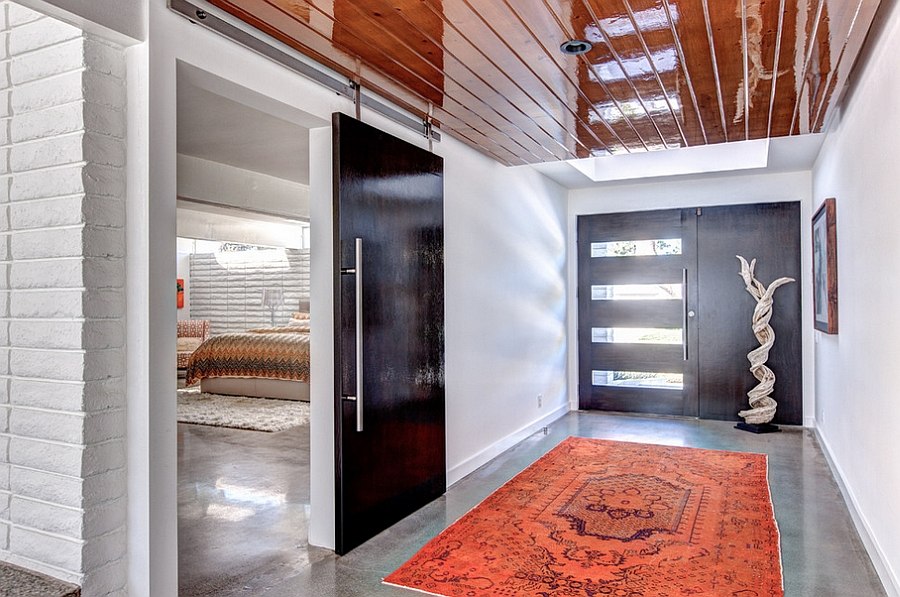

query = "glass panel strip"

[
  {"left": 591, "top": 283, "right": 682, "bottom": 301},
  {"left": 591, "top": 370, "right": 684, "bottom": 389},
  {"left": 591, "top": 238, "right": 681, "bottom": 257},
  {"left": 591, "top": 327, "right": 682, "bottom": 344}
]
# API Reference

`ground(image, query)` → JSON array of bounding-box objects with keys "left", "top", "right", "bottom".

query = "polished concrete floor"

[{"left": 177, "top": 413, "right": 886, "bottom": 596}]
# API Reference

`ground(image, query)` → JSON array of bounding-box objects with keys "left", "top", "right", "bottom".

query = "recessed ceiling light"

[{"left": 560, "top": 39, "right": 593, "bottom": 55}]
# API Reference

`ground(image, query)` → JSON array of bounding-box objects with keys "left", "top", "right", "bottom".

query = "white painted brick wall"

[
  {"left": 0, "top": 3, "right": 127, "bottom": 594},
  {"left": 190, "top": 249, "right": 311, "bottom": 334}
]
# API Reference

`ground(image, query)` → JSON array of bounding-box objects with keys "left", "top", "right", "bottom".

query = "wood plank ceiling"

[{"left": 206, "top": 0, "right": 883, "bottom": 166}]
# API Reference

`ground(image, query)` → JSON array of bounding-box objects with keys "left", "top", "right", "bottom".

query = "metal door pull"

[
  {"left": 682, "top": 268, "right": 689, "bottom": 361},
  {"left": 353, "top": 238, "right": 363, "bottom": 432}
]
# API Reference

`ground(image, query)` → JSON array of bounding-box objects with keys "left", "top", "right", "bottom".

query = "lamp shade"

[{"left": 261, "top": 287, "right": 285, "bottom": 309}]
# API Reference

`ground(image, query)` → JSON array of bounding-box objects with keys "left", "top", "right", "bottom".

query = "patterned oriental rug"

[{"left": 385, "top": 437, "right": 783, "bottom": 597}]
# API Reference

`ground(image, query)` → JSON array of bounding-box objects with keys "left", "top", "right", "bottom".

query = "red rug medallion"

[{"left": 385, "top": 437, "right": 783, "bottom": 596}]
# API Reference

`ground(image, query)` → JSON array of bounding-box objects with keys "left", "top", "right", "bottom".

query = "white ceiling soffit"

[
  {"left": 177, "top": 154, "right": 310, "bottom": 220},
  {"left": 572, "top": 139, "right": 770, "bottom": 182},
  {"left": 177, "top": 64, "right": 324, "bottom": 184},
  {"left": 176, "top": 203, "right": 306, "bottom": 249},
  {"left": 530, "top": 135, "right": 826, "bottom": 189}
]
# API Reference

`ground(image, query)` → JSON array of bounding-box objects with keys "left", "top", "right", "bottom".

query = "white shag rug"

[{"left": 177, "top": 386, "right": 310, "bottom": 432}]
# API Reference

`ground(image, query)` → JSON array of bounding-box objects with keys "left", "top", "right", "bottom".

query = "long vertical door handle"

[
  {"left": 354, "top": 238, "right": 364, "bottom": 432},
  {"left": 682, "top": 268, "right": 688, "bottom": 361}
]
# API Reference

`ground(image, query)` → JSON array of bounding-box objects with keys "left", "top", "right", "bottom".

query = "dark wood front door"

[
  {"left": 578, "top": 203, "right": 802, "bottom": 424},
  {"left": 333, "top": 113, "right": 446, "bottom": 555},
  {"left": 577, "top": 210, "right": 699, "bottom": 416}
]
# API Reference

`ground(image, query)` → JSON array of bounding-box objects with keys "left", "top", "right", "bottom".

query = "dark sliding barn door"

[
  {"left": 578, "top": 203, "right": 802, "bottom": 425},
  {"left": 333, "top": 113, "right": 446, "bottom": 554}
]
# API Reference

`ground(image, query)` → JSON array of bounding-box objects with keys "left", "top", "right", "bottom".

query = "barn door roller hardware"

[{"left": 169, "top": 0, "right": 441, "bottom": 143}]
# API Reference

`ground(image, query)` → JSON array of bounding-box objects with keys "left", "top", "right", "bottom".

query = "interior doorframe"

[
  {"left": 140, "top": 3, "right": 354, "bottom": 592},
  {"left": 140, "top": 3, "right": 443, "bottom": 591}
]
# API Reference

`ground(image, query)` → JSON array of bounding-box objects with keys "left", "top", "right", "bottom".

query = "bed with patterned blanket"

[{"left": 185, "top": 326, "right": 310, "bottom": 401}]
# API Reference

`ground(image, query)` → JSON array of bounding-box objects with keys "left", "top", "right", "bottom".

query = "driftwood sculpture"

[{"left": 736, "top": 256, "right": 795, "bottom": 425}]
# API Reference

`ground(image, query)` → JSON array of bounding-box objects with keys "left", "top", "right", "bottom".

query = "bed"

[{"left": 184, "top": 324, "right": 310, "bottom": 401}]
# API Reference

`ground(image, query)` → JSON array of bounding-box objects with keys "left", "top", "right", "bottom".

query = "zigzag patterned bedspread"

[{"left": 185, "top": 328, "right": 310, "bottom": 386}]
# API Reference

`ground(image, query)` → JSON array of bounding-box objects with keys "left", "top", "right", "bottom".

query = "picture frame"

[{"left": 812, "top": 198, "right": 838, "bottom": 333}]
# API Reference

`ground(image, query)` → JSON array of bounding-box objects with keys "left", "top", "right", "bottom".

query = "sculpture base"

[{"left": 735, "top": 422, "right": 781, "bottom": 434}]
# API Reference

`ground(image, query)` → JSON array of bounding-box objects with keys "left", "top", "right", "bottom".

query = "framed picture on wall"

[{"left": 812, "top": 198, "right": 838, "bottom": 333}]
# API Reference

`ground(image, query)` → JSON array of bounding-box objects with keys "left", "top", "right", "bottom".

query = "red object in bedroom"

[
  {"left": 177, "top": 278, "right": 184, "bottom": 309},
  {"left": 385, "top": 437, "right": 783, "bottom": 597}
]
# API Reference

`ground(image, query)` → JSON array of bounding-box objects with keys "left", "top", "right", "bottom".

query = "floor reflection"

[{"left": 178, "top": 411, "right": 887, "bottom": 597}]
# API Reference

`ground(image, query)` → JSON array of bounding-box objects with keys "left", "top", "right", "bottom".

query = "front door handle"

[{"left": 682, "top": 268, "right": 689, "bottom": 361}]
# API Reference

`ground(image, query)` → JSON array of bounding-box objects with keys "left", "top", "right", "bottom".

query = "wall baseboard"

[
  {"left": 816, "top": 427, "right": 899, "bottom": 597},
  {"left": 447, "top": 403, "right": 568, "bottom": 487},
  {"left": 803, "top": 416, "right": 816, "bottom": 428}
]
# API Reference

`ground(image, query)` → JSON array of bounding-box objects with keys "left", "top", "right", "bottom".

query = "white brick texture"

[{"left": 0, "top": 3, "right": 127, "bottom": 593}]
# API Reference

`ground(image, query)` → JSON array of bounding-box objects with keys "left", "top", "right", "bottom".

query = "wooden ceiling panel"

[
  {"left": 664, "top": 0, "right": 730, "bottom": 144},
  {"left": 206, "top": 0, "right": 884, "bottom": 165},
  {"left": 767, "top": 2, "right": 802, "bottom": 137},
  {"left": 811, "top": 0, "right": 881, "bottom": 131},
  {"left": 611, "top": 0, "right": 706, "bottom": 147},
  {"left": 706, "top": 0, "right": 750, "bottom": 142},
  {"left": 445, "top": 0, "right": 626, "bottom": 153},
  {"left": 460, "top": 0, "right": 646, "bottom": 151},
  {"left": 580, "top": 0, "right": 690, "bottom": 149},
  {"left": 743, "top": 0, "right": 785, "bottom": 139}
]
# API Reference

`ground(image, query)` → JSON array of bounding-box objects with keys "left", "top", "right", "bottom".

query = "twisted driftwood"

[{"left": 736, "top": 256, "right": 795, "bottom": 424}]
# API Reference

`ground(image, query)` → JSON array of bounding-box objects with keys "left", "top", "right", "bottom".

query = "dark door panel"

[
  {"left": 588, "top": 344, "right": 685, "bottom": 373},
  {"left": 696, "top": 203, "right": 802, "bottom": 424},
  {"left": 333, "top": 113, "right": 445, "bottom": 555},
  {"left": 581, "top": 386, "right": 687, "bottom": 416},
  {"left": 584, "top": 255, "right": 684, "bottom": 284},
  {"left": 582, "top": 210, "right": 685, "bottom": 241},
  {"left": 589, "top": 300, "right": 683, "bottom": 328}
]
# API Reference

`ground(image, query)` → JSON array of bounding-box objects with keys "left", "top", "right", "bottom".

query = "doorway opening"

[{"left": 174, "top": 63, "right": 329, "bottom": 595}]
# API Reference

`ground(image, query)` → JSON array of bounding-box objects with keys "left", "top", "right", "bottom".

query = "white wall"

[
  {"left": 443, "top": 145, "right": 568, "bottom": 484},
  {"left": 143, "top": 0, "right": 569, "bottom": 593},
  {"left": 567, "top": 170, "right": 814, "bottom": 425},
  {"left": 810, "top": 1, "right": 900, "bottom": 592}
]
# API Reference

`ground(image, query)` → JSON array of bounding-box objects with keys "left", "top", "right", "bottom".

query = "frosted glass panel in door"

[
  {"left": 591, "top": 283, "right": 683, "bottom": 301},
  {"left": 590, "top": 239, "right": 682, "bottom": 257}
]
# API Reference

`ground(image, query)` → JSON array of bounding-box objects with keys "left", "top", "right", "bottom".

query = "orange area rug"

[{"left": 385, "top": 437, "right": 783, "bottom": 596}]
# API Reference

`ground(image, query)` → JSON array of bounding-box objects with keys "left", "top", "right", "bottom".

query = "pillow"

[
  {"left": 177, "top": 337, "right": 203, "bottom": 353},
  {"left": 291, "top": 311, "right": 311, "bottom": 320}
]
